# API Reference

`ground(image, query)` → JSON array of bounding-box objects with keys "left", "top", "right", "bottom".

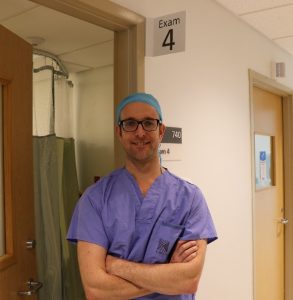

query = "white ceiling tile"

[
  {"left": 241, "top": 5, "right": 293, "bottom": 39},
  {"left": 0, "top": 0, "right": 38, "bottom": 22},
  {"left": 215, "top": 0, "right": 293, "bottom": 15},
  {"left": 2, "top": 5, "right": 113, "bottom": 55},
  {"left": 60, "top": 41, "right": 114, "bottom": 69}
]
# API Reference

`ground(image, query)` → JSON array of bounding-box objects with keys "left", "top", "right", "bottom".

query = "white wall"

[
  {"left": 71, "top": 65, "right": 114, "bottom": 192},
  {"left": 33, "top": 70, "right": 54, "bottom": 136},
  {"left": 111, "top": 1, "right": 293, "bottom": 299}
]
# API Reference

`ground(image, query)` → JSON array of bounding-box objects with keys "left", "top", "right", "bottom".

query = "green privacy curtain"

[{"left": 33, "top": 65, "right": 84, "bottom": 300}]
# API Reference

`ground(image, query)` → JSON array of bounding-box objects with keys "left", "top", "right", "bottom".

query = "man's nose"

[{"left": 135, "top": 123, "right": 146, "bottom": 136}]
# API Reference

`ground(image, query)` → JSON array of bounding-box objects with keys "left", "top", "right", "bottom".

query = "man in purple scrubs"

[{"left": 67, "top": 92, "right": 217, "bottom": 299}]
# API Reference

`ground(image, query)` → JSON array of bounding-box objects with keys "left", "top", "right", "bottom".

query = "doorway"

[
  {"left": 31, "top": 0, "right": 146, "bottom": 166},
  {"left": 0, "top": 0, "right": 145, "bottom": 298},
  {"left": 249, "top": 70, "right": 293, "bottom": 300},
  {"left": 0, "top": 0, "right": 145, "bottom": 166}
]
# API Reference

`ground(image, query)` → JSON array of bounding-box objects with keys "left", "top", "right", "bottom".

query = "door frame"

[
  {"left": 31, "top": 0, "right": 145, "bottom": 167},
  {"left": 249, "top": 69, "right": 293, "bottom": 300}
]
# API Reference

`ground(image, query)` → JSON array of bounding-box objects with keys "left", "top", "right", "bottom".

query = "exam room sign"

[
  {"left": 160, "top": 127, "right": 182, "bottom": 161},
  {"left": 147, "top": 11, "right": 186, "bottom": 56}
]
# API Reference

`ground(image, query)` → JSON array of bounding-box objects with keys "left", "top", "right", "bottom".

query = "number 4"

[{"left": 162, "top": 29, "right": 175, "bottom": 50}]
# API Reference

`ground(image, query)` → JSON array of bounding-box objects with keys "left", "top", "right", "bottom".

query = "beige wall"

[{"left": 111, "top": 0, "right": 293, "bottom": 299}]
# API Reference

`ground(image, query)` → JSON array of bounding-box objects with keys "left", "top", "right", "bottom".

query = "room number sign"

[
  {"left": 160, "top": 127, "right": 182, "bottom": 161},
  {"left": 152, "top": 11, "right": 186, "bottom": 56}
]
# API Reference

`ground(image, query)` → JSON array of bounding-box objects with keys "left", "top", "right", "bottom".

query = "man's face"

[{"left": 116, "top": 102, "right": 165, "bottom": 164}]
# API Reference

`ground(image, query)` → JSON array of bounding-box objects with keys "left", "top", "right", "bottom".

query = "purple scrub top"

[{"left": 67, "top": 168, "right": 217, "bottom": 299}]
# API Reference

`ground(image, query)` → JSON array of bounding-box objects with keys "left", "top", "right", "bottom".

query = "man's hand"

[{"left": 170, "top": 240, "right": 198, "bottom": 263}]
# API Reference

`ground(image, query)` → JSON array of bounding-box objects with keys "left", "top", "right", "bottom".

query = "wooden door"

[
  {"left": 0, "top": 25, "right": 39, "bottom": 299},
  {"left": 253, "top": 86, "right": 285, "bottom": 300}
]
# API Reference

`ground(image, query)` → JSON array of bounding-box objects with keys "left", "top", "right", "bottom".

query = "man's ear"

[
  {"left": 159, "top": 123, "right": 166, "bottom": 141},
  {"left": 115, "top": 125, "right": 122, "bottom": 139}
]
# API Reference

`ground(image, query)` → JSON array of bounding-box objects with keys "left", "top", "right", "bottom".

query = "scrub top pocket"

[{"left": 144, "top": 221, "right": 184, "bottom": 263}]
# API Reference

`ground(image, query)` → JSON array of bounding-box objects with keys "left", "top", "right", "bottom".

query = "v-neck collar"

[{"left": 123, "top": 167, "right": 167, "bottom": 201}]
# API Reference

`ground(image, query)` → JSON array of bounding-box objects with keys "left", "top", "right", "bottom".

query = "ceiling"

[
  {"left": 215, "top": 0, "right": 293, "bottom": 57},
  {"left": 1, "top": 0, "right": 293, "bottom": 75},
  {"left": 0, "top": 0, "right": 114, "bottom": 74}
]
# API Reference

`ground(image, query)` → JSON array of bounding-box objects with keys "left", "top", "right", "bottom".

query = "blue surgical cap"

[{"left": 116, "top": 92, "right": 162, "bottom": 123}]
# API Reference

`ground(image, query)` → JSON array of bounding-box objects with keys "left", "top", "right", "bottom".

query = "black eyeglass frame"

[{"left": 118, "top": 118, "right": 162, "bottom": 132}]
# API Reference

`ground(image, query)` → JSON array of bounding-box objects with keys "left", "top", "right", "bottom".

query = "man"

[{"left": 67, "top": 92, "right": 217, "bottom": 299}]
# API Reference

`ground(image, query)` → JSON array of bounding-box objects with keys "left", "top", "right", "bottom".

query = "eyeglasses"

[{"left": 119, "top": 119, "right": 161, "bottom": 132}]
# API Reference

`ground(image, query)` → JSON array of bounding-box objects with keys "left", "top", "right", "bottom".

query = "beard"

[{"left": 125, "top": 140, "right": 158, "bottom": 164}]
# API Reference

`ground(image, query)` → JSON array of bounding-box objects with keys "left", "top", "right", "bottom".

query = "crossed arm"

[{"left": 77, "top": 239, "right": 207, "bottom": 300}]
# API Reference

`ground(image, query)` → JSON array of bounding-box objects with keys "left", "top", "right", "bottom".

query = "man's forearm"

[
  {"left": 83, "top": 271, "right": 151, "bottom": 300},
  {"left": 107, "top": 257, "right": 196, "bottom": 295},
  {"left": 106, "top": 240, "right": 207, "bottom": 295},
  {"left": 77, "top": 241, "right": 152, "bottom": 300}
]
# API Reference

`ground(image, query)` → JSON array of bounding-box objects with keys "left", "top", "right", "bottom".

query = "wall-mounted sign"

[
  {"left": 147, "top": 11, "right": 186, "bottom": 57},
  {"left": 259, "top": 151, "right": 267, "bottom": 181},
  {"left": 160, "top": 127, "right": 182, "bottom": 161},
  {"left": 255, "top": 134, "right": 273, "bottom": 189}
]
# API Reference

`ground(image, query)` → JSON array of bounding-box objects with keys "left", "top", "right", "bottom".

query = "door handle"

[
  {"left": 25, "top": 239, "right": 36, "bottom": 249},
  {"left": 17, "top": 279, "right": 43, "bottom": 296},
  {"left": 280, "top": 218, "right": 289, "bottom": 225}
]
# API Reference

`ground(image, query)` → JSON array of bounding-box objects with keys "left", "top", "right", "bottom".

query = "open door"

[{"left": 0, "top": 25, "right": 39, "bottom": 299}]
